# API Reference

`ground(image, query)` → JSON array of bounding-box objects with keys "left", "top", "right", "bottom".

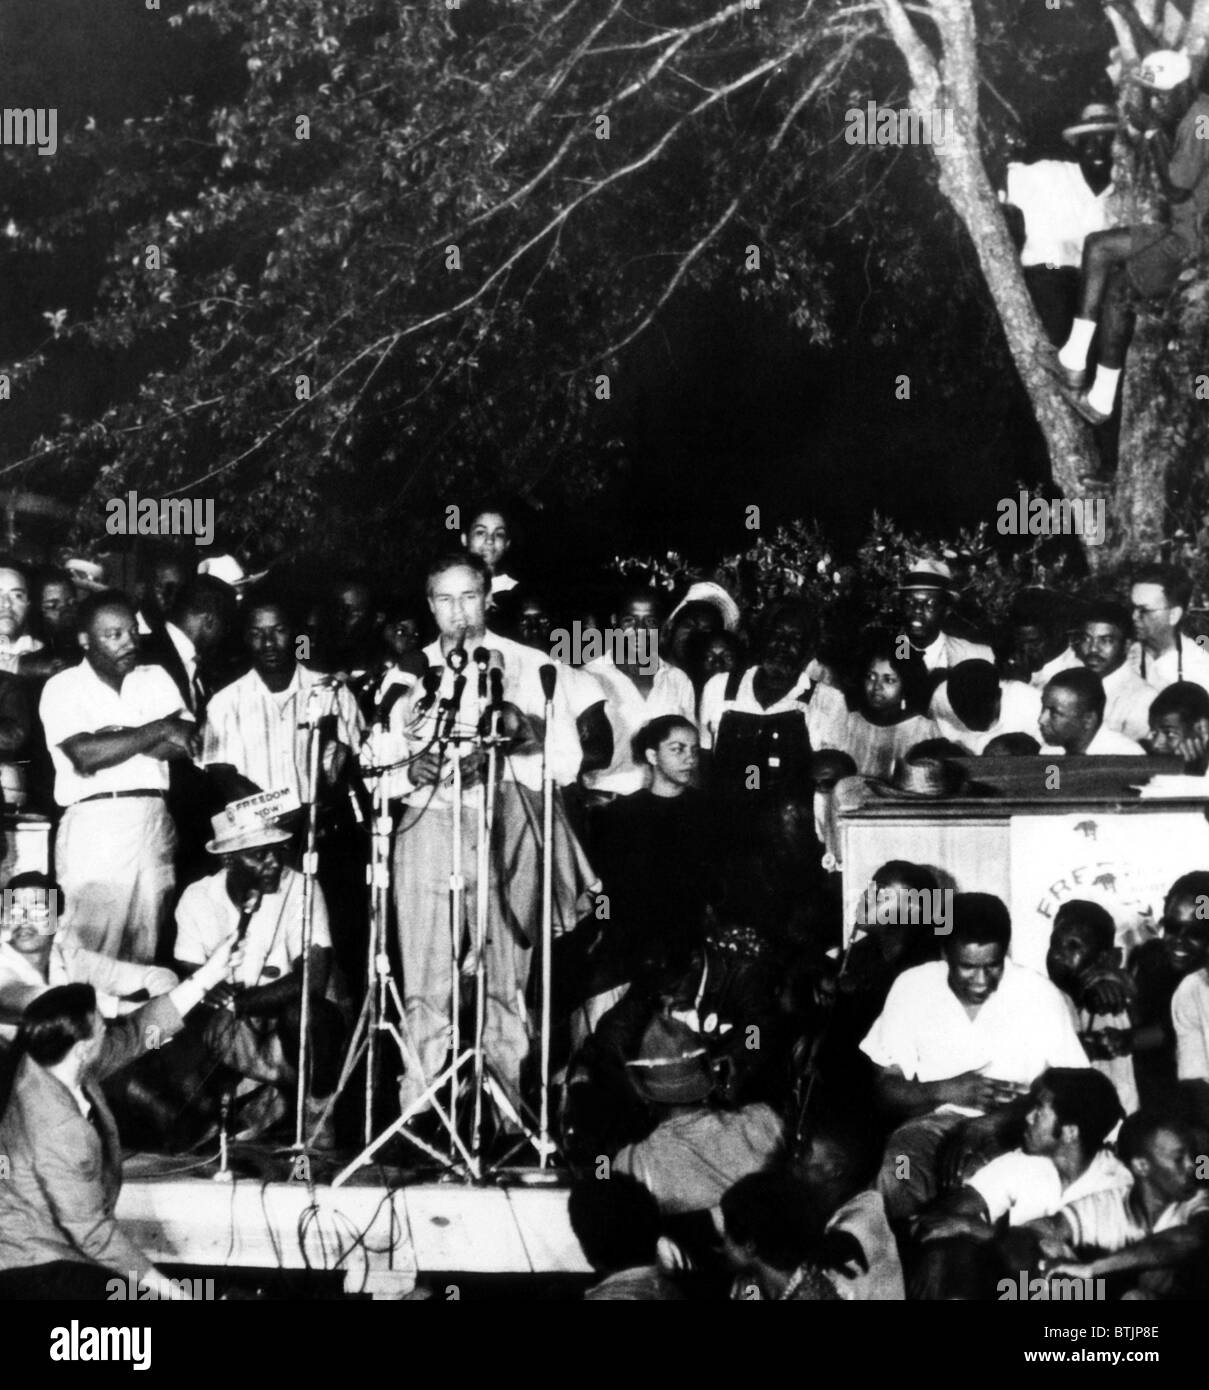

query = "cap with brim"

[
  {"left": 65, "top": 559, "right": 107, "bottom": 593},
  {"left": 898, "top": 558, "right": 954, "bottom": 593},
  {"left": 626, "top": 1014, "right": 714, "bottom": 1104},
  {"left": 667, "top": 581, "right": 741, "bottom": 633},
  {"left": 205, "top": 797, "right": 295, "bottom": 856},
  {"left": 1135, "top": 50, "right": 1191, "bottom": 91},
  {"left": 1062, "top": 103, "right": 1119, "bottom": 143}
]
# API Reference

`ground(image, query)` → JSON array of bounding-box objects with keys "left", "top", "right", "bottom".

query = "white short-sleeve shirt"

[
  {"left": 582, "top": 657, "right": 696, "bottom": 795},
  {"left": 860, "top": 960, "right": 1088, "bottom": 1112},
  {"left": 174, "top": 866, "right": 331, "bottom": 990},
  {"left": 39, "top": 660, "right": 185, "bottom": 806},
  {"left": 1173, "top": 970, "right": 1209, "bottom": 1082},
  {"left": 967, "top": 1147, "right": 1131, "bottom": 1227}
]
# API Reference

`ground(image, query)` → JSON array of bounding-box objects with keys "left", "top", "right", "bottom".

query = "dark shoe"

[
  {"left": 1037, "top": 344, "right": 1090, "bottom": 392},
  {"left": 1062, "top": 389, "right": 1112, "bottom": 427}
]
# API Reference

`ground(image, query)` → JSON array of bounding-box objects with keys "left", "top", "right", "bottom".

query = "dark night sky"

[{"left": 0, "top": 0, "right": 1118, "bottom": 575}]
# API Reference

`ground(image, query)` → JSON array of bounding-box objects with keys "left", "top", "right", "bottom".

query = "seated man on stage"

[
  {"left": 0, "top": 872, "right": 178, "bottom": 1044},
  {"left": 0, "top": 941, "right": 239, "bottom": 1300},
  {"left": 173, "top": 799, "right": 345, "bottom": 1143},
  {"left": 382, "top": 550, "right": 597, "bottom": 1120},
  {"left": 861, "top": 893, "right": 1089, "bottom": 1224}
]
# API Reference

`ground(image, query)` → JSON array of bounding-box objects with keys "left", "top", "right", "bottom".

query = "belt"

[{"left": 75, "top": 790, "right": 166, "bottom": 804}]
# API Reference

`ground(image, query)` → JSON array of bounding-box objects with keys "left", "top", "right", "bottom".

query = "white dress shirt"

[
  {"left": 1040, "top": 726, "right": 1145, "bottom": 757},
  {"left": 39, "top": 661, "right": 185, "bottom": 807},
  {"left": 1129, "top": 634, "right": 1209, "bottom": 697},
  {"left": 968, "top": 1146, "right": 1132, "bottom": 1227},
  {"left": 930, "top": 678, "right": 1042, "bottom": 753},
  {"left": 860, "top": 960, "right": 1088, "bottom": 1114},
  {"left": 1100, "top": 661, "right": 1158, "bottom": 742},
  {"left": 915, "top": 631, "right": 995, "bottom": 672}
]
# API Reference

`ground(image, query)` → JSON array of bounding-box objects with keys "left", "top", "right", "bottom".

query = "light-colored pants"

[
  {"left": 56, "top": 798, "right": 176, "bottom": 963},
  {"left": 393, "top": 790, "right": 530, "bottom": 1113}
]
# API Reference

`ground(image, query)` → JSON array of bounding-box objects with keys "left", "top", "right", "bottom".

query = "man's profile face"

[
  {"left": 902, "top": 589, "right": 946, "bottom": 648},
  {"left": 80, "top": 604, "right": 139, "bottom": 681},
  {"left": 1077, "top": 621, "right": 1127, "bottom": 678},
  {"left": 1138, "top": 1127, "right": 1196, "bottom": 1204},
  {"left": 1039, "top": 685, "right": 1091, "bottom": 750},
  {"left": 0, "top": 567, "right": 31, "bottom": 641},
  {"left": 1131, "top": 583, "right": 1177, "bottom": 649},
  {"left": 1161, "top": 896, "right": 1209, "bottom": 976},
  {"left": 427, "top": 564, "right": 487, "bottom": 642},
  {"left": 945, "top": 939, "right": 1006, "bottom": 1006},
  {"left": 463, "top": 512, "right": 510, "bottom": 572},
  {"left": 245, "top": 604, "right": 295, "bottom": 676},
  {"left": 1023, "top": 1087, "right": 1061, "bottom": 1157}
]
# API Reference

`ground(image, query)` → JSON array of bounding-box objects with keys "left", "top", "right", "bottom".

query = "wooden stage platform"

[{"left": 118, "top": 1152, "right": 591, "bottom": 1298}]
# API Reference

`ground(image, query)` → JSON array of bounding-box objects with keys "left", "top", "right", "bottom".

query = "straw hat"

[{"left": 205, "top": 797, "right": 293, "bottom": 856}]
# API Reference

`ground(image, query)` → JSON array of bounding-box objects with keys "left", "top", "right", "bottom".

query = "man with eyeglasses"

[
  {"left": 898, "top": 561, "right": 993, "bottom": 674},
  {"left": 1128, "top": 563, "right": 1209, "bottom": 699},
  {"left": 0, "top": 873, "right": 178, "bottom": 1045}
]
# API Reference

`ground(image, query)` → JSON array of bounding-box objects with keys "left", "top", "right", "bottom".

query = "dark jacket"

[{"left": 0, "top": 993, "right": 183, "bottom": 1279}]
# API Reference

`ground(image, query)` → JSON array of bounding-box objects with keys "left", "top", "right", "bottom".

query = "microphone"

[
  {"left": 413, "top": 667, "right": 441, "bottom": 718},
  {"left": 447, "top": 628, "right": 469, "bottom": 673},
  {"left": 489, "top": 667, "right": 504, "bottom": 708},
  {"left": 234, "top": 889, "right": 262, "bottom": 949},
  {"left": 474, "top": 646, "right": 490, "bottom": 704},
  {"left": 375, "top": 652, "right": 428, "bottom": 729},
  {"left": 539, "top": 663, "right": 557, "bottom": 703}
]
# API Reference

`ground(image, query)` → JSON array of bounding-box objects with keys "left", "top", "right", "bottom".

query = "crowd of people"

[{"left": 0, "top": 501, "right": 1207, "bottom": 1301}]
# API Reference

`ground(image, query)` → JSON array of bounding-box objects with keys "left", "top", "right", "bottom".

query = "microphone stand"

[
  {"left": 292, "top": 684, "right": 327, "bottom": 1152},
  {"left": 538, "top": 669, "right": 556, "bottom": 1169}
]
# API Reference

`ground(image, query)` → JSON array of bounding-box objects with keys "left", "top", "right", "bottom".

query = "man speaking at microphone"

[{"left": 380, "top": 552, "right": 597, "bottom": 1120}]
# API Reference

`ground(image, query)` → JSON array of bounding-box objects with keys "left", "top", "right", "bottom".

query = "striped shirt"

[
  {"left": 1062, "top": 1187, "right": 1209, "bottom": 1254},
  {"left": 201, "top": 663, "right": 363, "bottom": 799}
]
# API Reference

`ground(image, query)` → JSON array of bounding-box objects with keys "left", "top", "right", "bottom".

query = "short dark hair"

[
  {"left": 946, "top": 660, "right": 1000, "bottom": 732},
  {"left": 1079, "top": 599, "right": 1131, "bottom": 636},
  {"left": 241, "top": 584, "right": 298, "bottom": 630},
  {"left": 1149, "top": 681, "right": 1209, "bottom": 727},
  {"left": 872, "top": 860, "right": 940, "bottom": 896},
  {"left": 1133, "top": 563, "right": 1192, "bottom": 613},
  {"left": 982, "top": 732, "right": 1041, "bottom": 756},
  {"left": 425, "top": 550, "right": 490, "bottom": 598},
  {"left": 567, "top": 1174, "right": 661, "bottom": 1272},
  {"left": 172, "top": 575, "right": 236, "bottom": 628},
  {"left": 720, "top": 1173, "right": 830, "bottom": 1273},
  {"left": 631, "top": 714, "right": 697, "bottom": 764},
  {"left": 1034, "top": 1068, "right": 1123, "bottom": 1155},
  {"left": 946, "top": 893, "right": 1011, "bottom": 952},
  {"left": 1052, "top": 899, "right": 1116, "bottom": 955},
  {"left": 1163, "top": 871, "right": 1209, "bottom": 917},
  {"left": 1046, "top": 667, "right": 1106, "bottom": 720},
  {"left": 19, "top": 984, "right": 98, "bottom": 1065},
  {"left": 5, "top": 870, "right": 65, "bottom": 918},
  {"left": 1118, "top": 1110, "right": 1191, "bottom": 1165},
  {"left": 76, "top": 590, "right": 136, "bottom": 634},
  {"left": 853, "top": 633, "right": 930, "bottom": 717}
]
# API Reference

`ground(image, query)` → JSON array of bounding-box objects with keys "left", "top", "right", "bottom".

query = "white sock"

[
  {"left": 1087, "top": 365, "right": 1121, "bottom": 417},
  {"left": 1058, "top": 318, "right": 1096, "bottom": 372}
]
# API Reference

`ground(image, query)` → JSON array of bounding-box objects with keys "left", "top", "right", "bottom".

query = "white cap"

[{"left": 1136, "top": 50, "right": 1191, "bottom": 91}]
